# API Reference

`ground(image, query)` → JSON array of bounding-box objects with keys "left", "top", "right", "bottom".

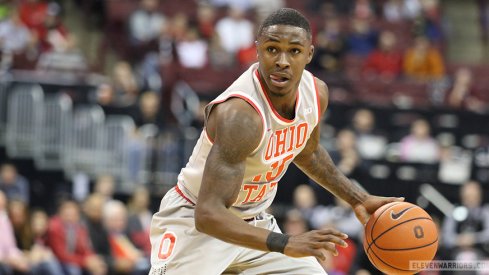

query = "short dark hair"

[{"left": 257, "top": 8, "right": 312, "bottom": 40}]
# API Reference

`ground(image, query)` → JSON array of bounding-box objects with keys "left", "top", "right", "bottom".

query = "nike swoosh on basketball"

[{"left": 390, "top": 207, "right": 414, "bottom": 220}]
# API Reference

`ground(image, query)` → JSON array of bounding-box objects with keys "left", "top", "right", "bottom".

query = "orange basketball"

[{"left": 363, "top": 202, "right": 438, "bottom": 274}]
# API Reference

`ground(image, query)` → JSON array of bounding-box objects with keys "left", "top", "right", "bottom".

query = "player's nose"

[{"left": 275, "top": 52, "right": 290, "bottom": 69}]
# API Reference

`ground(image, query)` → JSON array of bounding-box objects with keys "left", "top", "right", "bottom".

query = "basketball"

[{"left": 363, "top": 202, "right": 438, "bottom": 274}]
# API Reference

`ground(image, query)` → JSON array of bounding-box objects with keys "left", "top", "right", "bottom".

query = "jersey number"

[{"left": 158, "top": 232, "right": 177, "bottom": 260}]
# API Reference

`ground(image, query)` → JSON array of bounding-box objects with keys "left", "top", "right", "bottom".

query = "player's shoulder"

[
  {"left": 207, "top": 97, "right": 263, "bottom": 148},
  {"left": 212, "top": 97, "right": 262, "bottom": 124}
]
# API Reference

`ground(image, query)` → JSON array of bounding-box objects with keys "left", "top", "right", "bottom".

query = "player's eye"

[
  {"left": 291, "top": 48, "right": 301, "bottom": 54},
  {"left": 267, "top": 47, "right": 277, "bottom": 54}
]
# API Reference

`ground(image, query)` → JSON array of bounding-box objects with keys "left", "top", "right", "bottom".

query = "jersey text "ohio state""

[{"left": 264, "top": 122, "right": 308, "bottom": 161}]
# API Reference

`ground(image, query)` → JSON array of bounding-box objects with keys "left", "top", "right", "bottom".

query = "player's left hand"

[{"left": 352, "top": 195, "right": 404, "bottom": 225}]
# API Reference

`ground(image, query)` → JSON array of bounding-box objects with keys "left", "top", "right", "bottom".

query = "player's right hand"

[{"left": 283, "top": 228, "right": 348, "bottom": 261}]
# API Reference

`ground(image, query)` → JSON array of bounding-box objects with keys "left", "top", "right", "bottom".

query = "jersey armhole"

[
  {"left": 311, "top": 73, "right": 321, "bottom": 126},
  {"left": 204, "top": 93, "right": 267, "bottom": 155}
]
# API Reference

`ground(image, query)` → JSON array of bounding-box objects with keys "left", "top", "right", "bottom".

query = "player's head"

[
  {"left": 256, "top": 8, "right": 314, "bottom": 96},
  {"left": 257, "top": 8, "right": 312, "bottom": 41}
]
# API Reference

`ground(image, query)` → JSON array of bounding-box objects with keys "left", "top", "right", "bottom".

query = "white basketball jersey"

[{"left": 176, "top": 63, "right": 321, "bottom": 219}]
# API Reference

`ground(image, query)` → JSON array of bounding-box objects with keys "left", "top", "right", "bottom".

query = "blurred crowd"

[
  {"left": 0, "top": 0, "right": 86, "bottom": 72},
  {"left": 1, "top": 168, "right": 152, "bottom": 275},
  {"left": 0, "top": 0, "right": 488, "bottom": 122},
  {"left": 1, "top": 0, "right": 489, "bottom": 274}
]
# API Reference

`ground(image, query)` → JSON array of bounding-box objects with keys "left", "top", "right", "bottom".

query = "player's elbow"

[{"left": 194, "top": 204, "right": 215, "bottom": 233}]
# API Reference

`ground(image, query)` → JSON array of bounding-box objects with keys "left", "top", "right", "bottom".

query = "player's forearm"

[
  {"left": 294, "top": 145, "right": 368, "bottom": 206},
  {"left": 195, "top": 204, "right": 271, "bottom": 252}
]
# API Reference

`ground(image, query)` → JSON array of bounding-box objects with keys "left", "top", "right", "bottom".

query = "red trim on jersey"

[
  {"left": 312, "top": 74, "right": 321, "bottom": 124},
  {"left": 254, "top": 70, "right": 298, "bottom": 123},
  {"left": 175, "top": 185, "right": 195, "bottom": 205},
  {"left": 204, "top": 127, "right": 213, "bottom": 144},
  {"left": 204, "top": 93, "right": 265, "bottom": 146}
]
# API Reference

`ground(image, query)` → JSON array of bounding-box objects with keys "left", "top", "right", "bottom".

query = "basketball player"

[{"left": 150, "top": 8, "right": 403, "bottom": 274}]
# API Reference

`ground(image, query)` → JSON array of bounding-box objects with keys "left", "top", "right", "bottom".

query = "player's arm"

[
  {"left": 195, "top": 98, "right": 346, "bottom": 260},
  {"left": 293, "top": 78, "right": 402, "bottom": 224}
]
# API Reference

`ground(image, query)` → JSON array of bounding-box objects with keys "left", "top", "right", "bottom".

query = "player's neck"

[{"left": 266, "top": 89, "right": 298, "bottom": 120}]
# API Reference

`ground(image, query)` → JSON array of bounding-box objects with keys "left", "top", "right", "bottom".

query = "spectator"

[
  {"left": 83, "top": 194, "right": 110, "bottom": 259},
  {"left": 94, "top": 83, "right": 124, "bottom": 115},
  {"left": 135, "top": 4, "right": 171, "bottom": 91},
  {"left": 363, "top": 30, "right": 403, "bottom": 80},
  {"left": 175, "top": 27, "right": 208, "bottom": 69},
  {"left": 413, "top": 0, "right": 443, "bottom": 43},
  {"left": 104, "top": 200, "right": 150, "bottom": 275},
  {"left": 353, "top": 0, "right": 375, "bottom": 20},
  {"left": 195, "top": 3, "right": 216, "bottom": 41},
  {"left": 83, "top": 193, "right": 131, "bottom": 274},
  {"left": 0, "top": 11, "right": 36, "bottom": 54},
  {"left": 94, "top": 82, "right": 139, "bottom": 117},
  {"left": 310, "top": 17, "right": 346, "bottom": 74},
  {"left": 7, "top": 199, "right": 30, "bottom": 250},
  {"left": 129, "top": 0, "right": 166, "bottom": 45},
  {"left": 18, "top": 0, "right": 48, "bottom": 31},
  {"left": 383, "top": 0, "right": 422, "bottom": 22},
  {"left": 93, "top": 174, "right": 115, "bottom": 202},
  {"left": 346, "top": 17, "right": 378, "bottom": 56},
  {"left": 445, "top": 67, "right": 487, "bottom": 113},
  {"left": 329, "top": 129, "right": 361, "bottom": 177},
  {"left": 27, "top": 209, "right": 64, "bottom": 275},
  {"left": 35, "top": 2, "right": 69, "bottom": 53},
  {"left": 208, "top": 27, "right": 235, "bottom": 68},
  {"left": 403, "top": 35, "right": 445, "bottom": 81},
  {"left": 0, "top": 163, "right": 29, "bottom": 204},
  {"left": 47, "top": 198, "right": 107, "bottom": 275},
  {"left": 399, "top": 118, "right": 440, "bottom": 163},
  {"left": 292, "top": 184, "right": 326, "bottom": 229},
  {"left": 169, "top": 13, "right": 189, "bottom": 43},
  {"left": 0, "top": 190, "right": 30, "bottom": 274},
  {"left": 112, "top": 61, "right": 142, "bottom": 108},
  {"left": 215, "top": 6, "right": 254, "bottom": 55},
  {"left": 127, "top": 186, "right": 152, "bottom": 257},
  {"left": 351, "top": 109, "right": 375, "bottom": 135},
  {"left": 442, "top": 180, "right": 489, "bottom": 258},
  {"left": 350, "top": 109, "right": 387, "bottom": 160},
  {"left": 133, "top": 91, "right": 164, "bottom": 130},
  {"left": 22, "top": 3, "right": 82, "bottom": 73}
]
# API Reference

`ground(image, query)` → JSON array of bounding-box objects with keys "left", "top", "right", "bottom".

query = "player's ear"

[{"left": 307, "top": 45, "right": 314, "bottom": 64}]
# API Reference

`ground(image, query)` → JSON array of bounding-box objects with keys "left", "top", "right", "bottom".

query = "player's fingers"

[
  {"left": 316, "top": 235, "right": 348, "bottom": 248},
  {"left": 316, "top": 228, "right": 348, "bottom": 239},
  {"left": 384, "top": 196, "right": 405, "bottom": 203}
]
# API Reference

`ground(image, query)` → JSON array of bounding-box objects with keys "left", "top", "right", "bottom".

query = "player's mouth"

[{"left": 269, "top": 73, "right": 290, "bottom": 88}]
